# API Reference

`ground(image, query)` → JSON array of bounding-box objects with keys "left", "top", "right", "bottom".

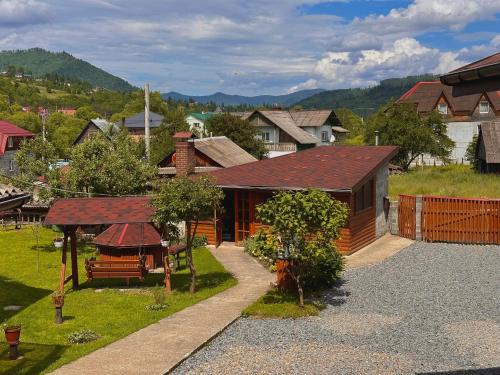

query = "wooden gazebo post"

[{"left": 59, "top": 226, "right": 79, "bottom": 290}]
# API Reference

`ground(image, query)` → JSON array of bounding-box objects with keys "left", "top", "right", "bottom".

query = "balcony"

[{"left": 264, "top": 143, "right": 297, "bottom": 152}]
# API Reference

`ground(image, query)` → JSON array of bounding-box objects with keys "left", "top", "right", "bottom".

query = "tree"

[
  {"left": 152, "top": 176, "right": 224, "bottom": 293},
  {"left": 64, "top": 131, "right": 155, "bottom": 196},
  {"left": 206, "top": 114, "right": 267, "bottom": 159},
  {"left": 7, "top": 112, "right": 41, "bottom": 133},
  {"left": 45, "top": 112, "right": 87, "bottom": 157},
  {"left": 75, "top": 106, "right": 98, "bottom": 121},
  {"left": 365, "top": 101, "right": 454, "bottom": 170},
  {"left": 336, "top": 107, "right": 364, "bottom": 139},
  {"left": 256, "top": 189, "right": 349, "bottom": 307},
  {"left": 465, "top": 134, "right": 479, "bottom": 170},
  {"left": 15, "top": 136, "right": 60, "bottom": 197}
]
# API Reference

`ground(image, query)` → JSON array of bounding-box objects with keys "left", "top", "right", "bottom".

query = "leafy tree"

[
  {"left": 335, "top": 107, "right": 364, "bottom": 139},
  {"left": 256, "top": 189, "right": 349, "bottom": 307},
  {"left": 206, "top": 113, "right": 267, "bottom": 159},
  {"left": 7, "top": 112, "right": 41, "bottom": 133},
  {"left": 465, "top": 134, "right": 479, "bottom": 170},
  {"left": 152, "top": 176, "right": 224, "bottom": 293},
  {"left": 75, "top": 106, "right": 98, "bottom": 121},
  {"left": 45, "top": 112, "right": 87, "bottom": 157},
  {"left": 365, "top": 101, "right": 454, "bottom": 170},
  {"left": 15, "top": 136, "right": 60, "bottom": 197},
  {"left": 64, "top": 131, "right": 155, "bottom": 196}
]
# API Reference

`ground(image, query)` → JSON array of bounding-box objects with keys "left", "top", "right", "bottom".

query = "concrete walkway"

[
  {"left": 51, "top": 245, "right": 273, "bottom": 375},
  {"left": 345, "top": 233, "right": 414, "bottom": 269}
]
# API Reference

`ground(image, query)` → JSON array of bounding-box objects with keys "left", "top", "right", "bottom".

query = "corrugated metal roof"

[
  {"left": 122, "top": 111, "right": 163, "bottom": 129},
  {"left": 194, "top": 136, "right": 257, "bottom": 168},
  {"left": 255, "top": 111, "right": 319, "bottom": 144},
  {"left": 480, "top": 122, "right": 500, "bottom": 164},
  {"left": 90, "top": 118, "right": 120, "bottom": 134},
  {"left": 290, "top": 110, "right": 333, "bottom": 127}
]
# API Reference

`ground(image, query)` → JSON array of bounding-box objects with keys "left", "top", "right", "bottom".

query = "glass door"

[{"left": 236, "top": 191, "right": 250, "bottom": 243}]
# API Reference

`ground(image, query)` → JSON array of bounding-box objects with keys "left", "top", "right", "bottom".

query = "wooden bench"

[
  {"left": 169, "top": 244, "right": 187, "bottom": 271},
  {"left": 85, "top": 257, "right": 148, "bottom": 286}
]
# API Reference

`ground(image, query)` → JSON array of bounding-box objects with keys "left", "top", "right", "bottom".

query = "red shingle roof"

[
  {"left": 44, "top": 196, "right": 154, "bottom": 225},
  {"left": 207, "top": 145, "right": 398, "bottom": 192},
  {"left": 93, "top": 223, "right": 161, "bottom": 248}
]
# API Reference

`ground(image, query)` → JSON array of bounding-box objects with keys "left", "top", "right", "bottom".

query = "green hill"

[
  {"left": 0, "top": 48, "right": 135, "bottom": 92},
  {"left": 296, "top": 74, "right": 438, "bottom": 117}
]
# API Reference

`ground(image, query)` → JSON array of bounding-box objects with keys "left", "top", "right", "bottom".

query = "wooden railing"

[{"left": 264, "top": 143, "right": 297, "bottom": 152}]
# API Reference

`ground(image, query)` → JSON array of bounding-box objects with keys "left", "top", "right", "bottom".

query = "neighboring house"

[
  {"left": 243, "top": 110, "right": 348, "bottom": 158},
  {"left": 158, "top": 132, "right": 257, "bottom": 176},
  {"left": 73, "top": 118, "right": 120, "bottom": 145},
  {"left": 0, "top": 120, "right": 34, "bottom": 176},
  {"left": 398, "top": 81, "right": 500, "bottom": 164},
  {"left": 185, "top": 112, "right": 216, "bottom": 135},
  {"left": 57, "top": 107, "right": 77, "bottom": 116},
  {"left": 476, "top": 122, "right": 500, "bottom": 173},
  {"left": 194, "top": 145, "right": 398, "bottom": 254},
  {"left": 121, "top": 111, "right": 164, "bottom": 139},
  {"left": 441, "top": 52, "right": 500, "bottom": 95}
]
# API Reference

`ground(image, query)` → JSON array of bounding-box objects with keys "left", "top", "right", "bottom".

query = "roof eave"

[{"left": 216, "top": 184, "right": 352, "bottom": 193}]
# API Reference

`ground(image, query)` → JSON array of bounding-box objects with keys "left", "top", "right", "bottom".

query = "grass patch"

[
  {"left": 389, "top": 164, "right": 500, "bottom": 198},
  {"left": 0, "top": 226, "right": 236, "bottom": 374},
  {"left": 242, "top": 288, "right": 325, "bottom": 319}
]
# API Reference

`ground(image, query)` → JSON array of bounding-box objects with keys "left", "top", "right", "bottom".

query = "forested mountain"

[
  {"left": 0, "top": 48, "right": 135, "bottom": 92},
  {"left": 297, "top": 74, "right": 438, "bottom": 117},
  {"left": 162, "top": 89, "right": 325, "bottom": 106}
]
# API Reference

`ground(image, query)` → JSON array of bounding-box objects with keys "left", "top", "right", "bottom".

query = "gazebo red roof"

[
  {"left": 44, "top": 196, "right": 154, "bottom": 226},
  {"left": 93, "top": 223, "right": 161, "bottom": 248}
]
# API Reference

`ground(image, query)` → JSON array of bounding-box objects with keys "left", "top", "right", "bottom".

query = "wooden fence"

[
  {"left": 422, "top": 196, "right": 500, "bottom": 245},
  {"left": 398, "top": 195, "right": 416, "bottom": 240}
]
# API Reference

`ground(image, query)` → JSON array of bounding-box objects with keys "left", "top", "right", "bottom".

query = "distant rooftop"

[{"left": 121, "top": 111, "right": 164, "bottom": 129}]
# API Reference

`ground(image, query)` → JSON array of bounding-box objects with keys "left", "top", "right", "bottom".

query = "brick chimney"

[{"left": 173, "top": 132, "right": 196, "bottom": 176}]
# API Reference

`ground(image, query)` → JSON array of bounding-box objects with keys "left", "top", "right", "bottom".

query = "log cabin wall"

[{"left": 98, "top": 246, "right": 164, "bottom": 268}]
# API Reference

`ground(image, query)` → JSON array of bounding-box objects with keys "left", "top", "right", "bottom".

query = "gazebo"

[
  {"left": 93, "top": 223, "right": 164, "bottom": 269},
  {"left": 44, "top": 196, "right": 155, "bottom": 290}
]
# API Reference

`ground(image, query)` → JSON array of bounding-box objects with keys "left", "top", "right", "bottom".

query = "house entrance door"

[{"left": 236, "top": 191, "right": 250, "bottom": 244}]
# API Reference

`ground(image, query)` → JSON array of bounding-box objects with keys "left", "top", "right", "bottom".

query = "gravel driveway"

[{"left": 172, "top": 243, "right": 500, "bottom": 375}]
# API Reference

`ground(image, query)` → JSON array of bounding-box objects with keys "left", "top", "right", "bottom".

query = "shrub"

[
  {"left": 146, "top": 286, "right": 168, "bottom": 311},
  {"left": 244, "top": 230, "right": 279, "bottom": 267},
  {"left": 67, "top": 329, "right": 100, "bottom": 344},
  {"left": 191, "top": 234, "right": 207, "bottom": 248}
]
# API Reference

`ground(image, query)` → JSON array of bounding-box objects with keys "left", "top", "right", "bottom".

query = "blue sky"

[{"left": 0, "top": 0, "right": 499, "bottom": 95}]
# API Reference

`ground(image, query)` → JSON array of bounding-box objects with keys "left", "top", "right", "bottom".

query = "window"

[
  {"left": 9, "top": 159, "right": 14, "bottom": 172},
  {"left": 479, "top": 101, "right": 489, "bottom": 114},
  {"left": 321, "top": 131, "right": 329, "bottom": 142},
  {"left": 354, "top": 180, "right": 373, "bottom": 213},
  {"left": 261, "top": 132, "right": 270, "bottom": 142},
  {"left": 437, "top": 103, "right": 448, "bottom": 115},
  {"left": 7, "top": 137, "right": 13, "bottom": 148}
]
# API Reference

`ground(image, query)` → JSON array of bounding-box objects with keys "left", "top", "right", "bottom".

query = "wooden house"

[
  {"left": 73, "top": 118, "right": 120, "bottom": 145},
  {"left": 121, "top": 111, "right": 163, "bottom": 139},
  {"left": 158, "top": 132, "right": 257, "bottom": 176},
  {"left": 194, "top": 145, "right": 398, "bottom": 254},
  {"left": 243, "top": 110, "right": 348, "bottom": 157},
  {"left": 476, "top": 122, "right": 500, "bottom": 173},
  {"left": 93, "top": 223, "right": 164, "bottom": 269}
]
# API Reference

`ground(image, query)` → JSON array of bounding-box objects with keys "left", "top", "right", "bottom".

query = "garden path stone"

[{"left": 49, "top": 245, "right": 273, "bottom": 375}]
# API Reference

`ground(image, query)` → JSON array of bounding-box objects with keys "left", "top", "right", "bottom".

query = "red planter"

[{"left": 4, "top": 328, "right": 21, "bottom": 345}]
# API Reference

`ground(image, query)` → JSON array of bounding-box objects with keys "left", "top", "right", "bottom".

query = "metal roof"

[
  {"left": 122, "top": 111, "right": 164, "bottom": 129},
  {"left": 252, "top": 111, "right": 320, "bottom": 144},
  {"left": 194, "top": 136, "right": 257, "bottom": 168}
]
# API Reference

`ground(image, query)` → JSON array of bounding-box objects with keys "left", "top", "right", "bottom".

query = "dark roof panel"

[
  {"left": 93, "top": 223, "right": 161, "bottom": 248},
  {"left": 207, "top": 145, "right": 398, "bottom": 192}
]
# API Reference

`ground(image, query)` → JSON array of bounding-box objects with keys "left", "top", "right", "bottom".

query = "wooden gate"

[
  {"left": 398, "top": 195, "right": 416, "bottom": 240},
  {"left": 422, "top": 196, "right": 500, "bottom": 244}
]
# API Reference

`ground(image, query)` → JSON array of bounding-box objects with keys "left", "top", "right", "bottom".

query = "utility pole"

[{"left": 144, "top": 83, "right": 151, "bottom": 162}]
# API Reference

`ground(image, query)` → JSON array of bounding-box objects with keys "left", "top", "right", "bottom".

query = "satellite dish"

[{"left": 330, "top": 134, "right": 336, "bottom": 143}]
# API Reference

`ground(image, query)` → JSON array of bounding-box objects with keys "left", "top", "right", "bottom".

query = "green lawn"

[
  {"left": 389, "top": 165, "right": 500, "bottom": 198},
  {"left": 242, "top": 289, "right": 325, "bottom": 319},
  {"left": 0, "top": 226, "right": 236, "bottom": 374}
]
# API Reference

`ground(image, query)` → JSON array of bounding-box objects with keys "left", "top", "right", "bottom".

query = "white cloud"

[
  {"left": 0, "top": 0, "right": 49, "bottom": 27},
  {"left": 287, "top": 78, "right": 318, "bottom": 93},
  {"left": 314, "top": 38, "right": 467, "bottom": 87}
]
